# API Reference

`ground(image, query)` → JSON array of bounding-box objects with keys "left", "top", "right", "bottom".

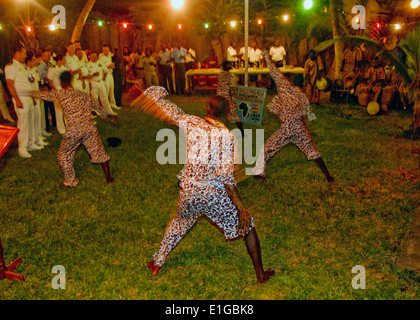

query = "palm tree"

[
  {"left": 71, "top": 0, "right": 96, "bottom": 42},
  {"left": 316, "top": 23, "right": 420, "bottom": 138}
]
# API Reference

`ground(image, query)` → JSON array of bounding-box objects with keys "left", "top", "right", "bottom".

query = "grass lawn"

[{"left": 0, "top": 94, "right": 419, "bottom": 300}]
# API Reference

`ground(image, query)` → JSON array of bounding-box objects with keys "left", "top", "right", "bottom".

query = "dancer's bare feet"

[
  {"left": 257, "top": 268, "right": 275, "bottom": 285},
  {"left": 107, "top": 177, "right": 115, "bottom": 185},
  {"left": 254, "top": 175, "right": 266, "bottom": 181},
  {"left": 148, "top": 260, "right": 161, "bottom": 275}
]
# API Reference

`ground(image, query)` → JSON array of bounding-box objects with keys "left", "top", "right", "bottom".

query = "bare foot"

[
  {"left": 148, "top": 260, "right": 161, "bottom": 275},
  {"left": 107, "top": 178, "right": 115, "bottom": 185},
  {"left": 253, "top": 175, "right": 266, "bottom": 181},
  {"left": 328, "top": 177, "right": 335, "bottom": 183},
  {"left": 257, "top": 268, "right": 275, "bottom": 285}
]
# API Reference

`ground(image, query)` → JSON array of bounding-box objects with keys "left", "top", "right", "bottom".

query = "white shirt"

[
  {"left": 270, "top": 46, "right": 287, "bottom": 62},
  {"left": 5, "top": 59, "right": 33, "bottom": 96},
  {"left": 227, "top": 46, "right": 238, "bottom": 62},
  {"left": 248, "top": 48, "right": 262, "bottom": 63},
  {"left": 86, "top": 61, "right": 105, "bottom": 82},
  {"left": 30, "top": 66, "right": 40, "bottom": 91},
  {"left": 239, "top": 47, "right": 252, "bottom": 61},
  {"left": 66, "top": 54, "right": 79, "bottom": 72},
  {"left": 47, "top": 64, "right": 68, "bottom": 90},
  {"left": 98, "top": 53, "right": 113, "bottom": 75},
  {"left": 185, "top": 48, "right": 196, "bottom": 63}
]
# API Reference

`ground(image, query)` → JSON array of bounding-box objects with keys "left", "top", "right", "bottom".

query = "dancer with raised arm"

[
  {"left": 32, "top": 71, "right": 117, "bottom": 187},
  {"left": 254, "top": 51, "right": 334, "bottom": 183},
  {"left": 131, "top": 87, "right": 274, "bottom": 285}
]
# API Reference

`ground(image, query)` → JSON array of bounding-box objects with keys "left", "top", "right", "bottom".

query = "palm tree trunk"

[
  {"left": 71, "top": 0, "right": 96, "bottom": 42},
  {"left": 329, "top": 0, "right": 343, "bottom": 80},
  {"left": 414, "top": 91, "right": 420, "bottom": 139}
]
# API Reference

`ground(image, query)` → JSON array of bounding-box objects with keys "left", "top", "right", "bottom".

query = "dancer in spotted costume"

[
  {"left": 32, "top": 71, "right": 117, "bottom": 187},
  {"left": 254, "top": 51, "right": 334, "bottom": 182},
  {"left": 217, "top": 60, "right": 244, "bottom": 137},
  {"left": 131, "top": 87, "right": 274, "bottom": 284}
]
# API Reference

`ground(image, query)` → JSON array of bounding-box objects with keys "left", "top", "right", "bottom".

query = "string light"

[
  {"left": 97, "top": 20, "right": 103, "bottom": 27},
  {"left": 178, "top": 24, "right": 182, "bottom": 30},
  {"left": 49, "top": 24, "right": 56, "bottom": 31},
  {"left": 257, "top": 19, "right": 262, "bottom": 25},
  {"left": 283, "top": 14, "right": 289, "bottom": 22},
  {"left": 123, "top": 22, "right": 128, "bottom": 29},
  {"left": 26, "top": 26, "right": 32, "bottom": 32},
  {"left": 204, "top": 23, "right": 209, "bottom": 29},
  {"left": 411, "top": 0, "right": 420, "bottom": 9},
  {"left": 171, "top": 0, "right": 184, "bottom": 10},
  {"left": 230, "top": 21, "right": 237, "bottom": 28},
  {"left": 148, "top": 24, "right": 153, "bottom": 30},
  {"left": 304, "top": 0, "right": 313, "bottom": 10},
  {"left": 394, "top": 23, "right": 401, "bottom": 30}
]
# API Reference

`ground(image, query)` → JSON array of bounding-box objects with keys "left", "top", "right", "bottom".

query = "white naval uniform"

[
  {"left": 5, "top": 59, "right": 35, "bottom": 153},
  {"left": 30, "top": 66, "right": 44, "bottom": 146},
  {"left": 227, "top": 46, "right": 238, "bottom": 63},
  {"left": 98, "top": 53, "right": 117, "bottom": 109},
  {"left": 86, "top": 61, "right": 116, "bottom": 116},
  {"left": 47, "top": 64, "right": 68, "bottom": 134}
]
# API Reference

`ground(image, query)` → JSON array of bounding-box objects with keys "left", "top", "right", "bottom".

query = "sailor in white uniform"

[
  {"left": 47, "top": 54, "right": 68, "bottom": 135},
  {"left": 86, "top": 53, "right": 117, "bottom": 116},
  {"left": 26, "top": 52, "right": 48, "bottom": 148},
  {"left": 98, "top": 44, "right": 120, "bottom": 110},
  {"left": 5, "top": 46, "right": 38, "bottom": 158}
]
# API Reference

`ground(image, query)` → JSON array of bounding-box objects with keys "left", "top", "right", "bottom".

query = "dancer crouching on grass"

[
  {"left": 32, "top": 71, "right": 117, "bottom": 187},
  {"left": 131, "top": 87, "right": 274, "bottom": 285}
]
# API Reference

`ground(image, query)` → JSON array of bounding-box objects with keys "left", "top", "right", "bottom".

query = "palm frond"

[{"left": 316, "top": 35, "right": 413, "bottom": 85}]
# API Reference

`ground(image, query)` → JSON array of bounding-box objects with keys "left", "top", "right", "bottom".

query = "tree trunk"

[
  {"left": 329, "top": 0, "right": 343, "bottom": 80},
  {"left": 71, "top": 0, "right": 96, "bottom": 42},
  {"left": 413, "top": 91, "right": 420, "bottom": 139}
]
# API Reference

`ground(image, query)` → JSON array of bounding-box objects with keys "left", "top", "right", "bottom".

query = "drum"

[
  {"left": 357, "top": 85, "right": 371, "bottom": 107},
  {"left": 367, "top": 101, "right": 380, "bottom": 115},
  {"left": 381, "top": 86, "right": 396, "bottom": 109}
]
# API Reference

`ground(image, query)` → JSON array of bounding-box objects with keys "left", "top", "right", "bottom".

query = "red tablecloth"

[{"left": 0, "top": 124, "right": 19, "bottom": 159}]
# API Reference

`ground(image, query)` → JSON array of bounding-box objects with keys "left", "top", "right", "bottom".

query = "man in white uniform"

[
  {"left": 249, "top": 41, "right": 262, "bottom": 67},
  {"left": 98, "top": 44, "right": 120, "bottom": 110},
  {"left": 65, "top": 43, "right": 81, "bottom": 79},
  {"left": 73, "top": 48, "right": 89, "bottom": 94},
  {"left": 5, "top": 46, "right": 39, "bottom": 158},
  {"left": 26, "top": 52, "right": 48, "bottom": 148},
  {"left": 269, "top": 40, "right": 287, "bottom": 67},
  {"left": 227, "top": 42, "right": 239, "bottom": 68},
  {"left": 87, "top": 53, "right": 117, "bottom": 116},
  {"left": 47, "top": 54, "right": 68, "bottom": 135}
]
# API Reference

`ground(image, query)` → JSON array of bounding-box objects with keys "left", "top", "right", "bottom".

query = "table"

[{"left": 185, "top": 67, "right": 305, "bottom": 92}]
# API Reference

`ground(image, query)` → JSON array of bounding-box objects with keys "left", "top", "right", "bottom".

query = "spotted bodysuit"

[
  {"left": 33, "top": 89, "right": 110, "bottom": 187},
  {"left": 254, "top": 52, "right": 320, "bottom": 176},
  {"left": 217, "top": 71, "right": 240, "bottom": 123},
  {"left": 141, "top": 87, "right": 255, "bottom": 267}
]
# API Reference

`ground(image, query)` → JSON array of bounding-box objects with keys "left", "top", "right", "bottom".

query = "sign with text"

[{"left": 231, "top": 86, "right": 267, "bottom": 126}]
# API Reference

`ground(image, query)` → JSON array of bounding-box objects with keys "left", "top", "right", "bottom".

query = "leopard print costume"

[
  {"left": 217, "top": 71, "right": 240, "bottom": 123},
  {"left": 33, "top": 89, "right": 111, "bottom": 187},
  {"left": 253, "top": 51, "right": 320, "bottom": 176},
  {"left": 140, "top": 87, "right": 255, "bottom": 267}
]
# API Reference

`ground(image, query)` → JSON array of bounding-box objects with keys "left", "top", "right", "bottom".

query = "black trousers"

[
  {"left": 159, "top": 64, "right": 174, "bottom": 94},
  {"left": 174, "top": 63, "right": 186, "bottom": 95},
  {"left": 44, "top": 100, "right": 56, "bottom": 131}
]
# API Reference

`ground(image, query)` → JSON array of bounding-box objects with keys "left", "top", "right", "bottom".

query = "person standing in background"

[
  {"left": 184, "top": 43, "right": 196, "bottom": 72},
  {"left": 269, "top": 40, "right": 287, "bottom": 67},
  {"left": 171, "top": 41, "right": 186, "bottom": 95},
  {"left": 5, "top": 45, "right": 38, "bottom": 158},
  {"left": 158, "top": 43, "right": 174, "bottom": 94},
  {"left": 140, "top": 47, "right": 159, "bottom": 88},
  {"left": 112, "top": 48, "right": 123, "bottom": 107},
  {"left": 47, "top": 54, "right": 68, "bottom": 135},
  {"left": 99, "top": 44, "right": 120, "bottom": 111},
  {"left": 0, "top": 68, "right": 15, "bottom": 123},
  {"left": 26, "top": 52, "right": 48, "bottom": 148},
  {"left": 227, "top": 42, "right": 239, "bottom": 69},
  {"left": 38, "top": 49, "right": 55, "bottom": 136}
]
